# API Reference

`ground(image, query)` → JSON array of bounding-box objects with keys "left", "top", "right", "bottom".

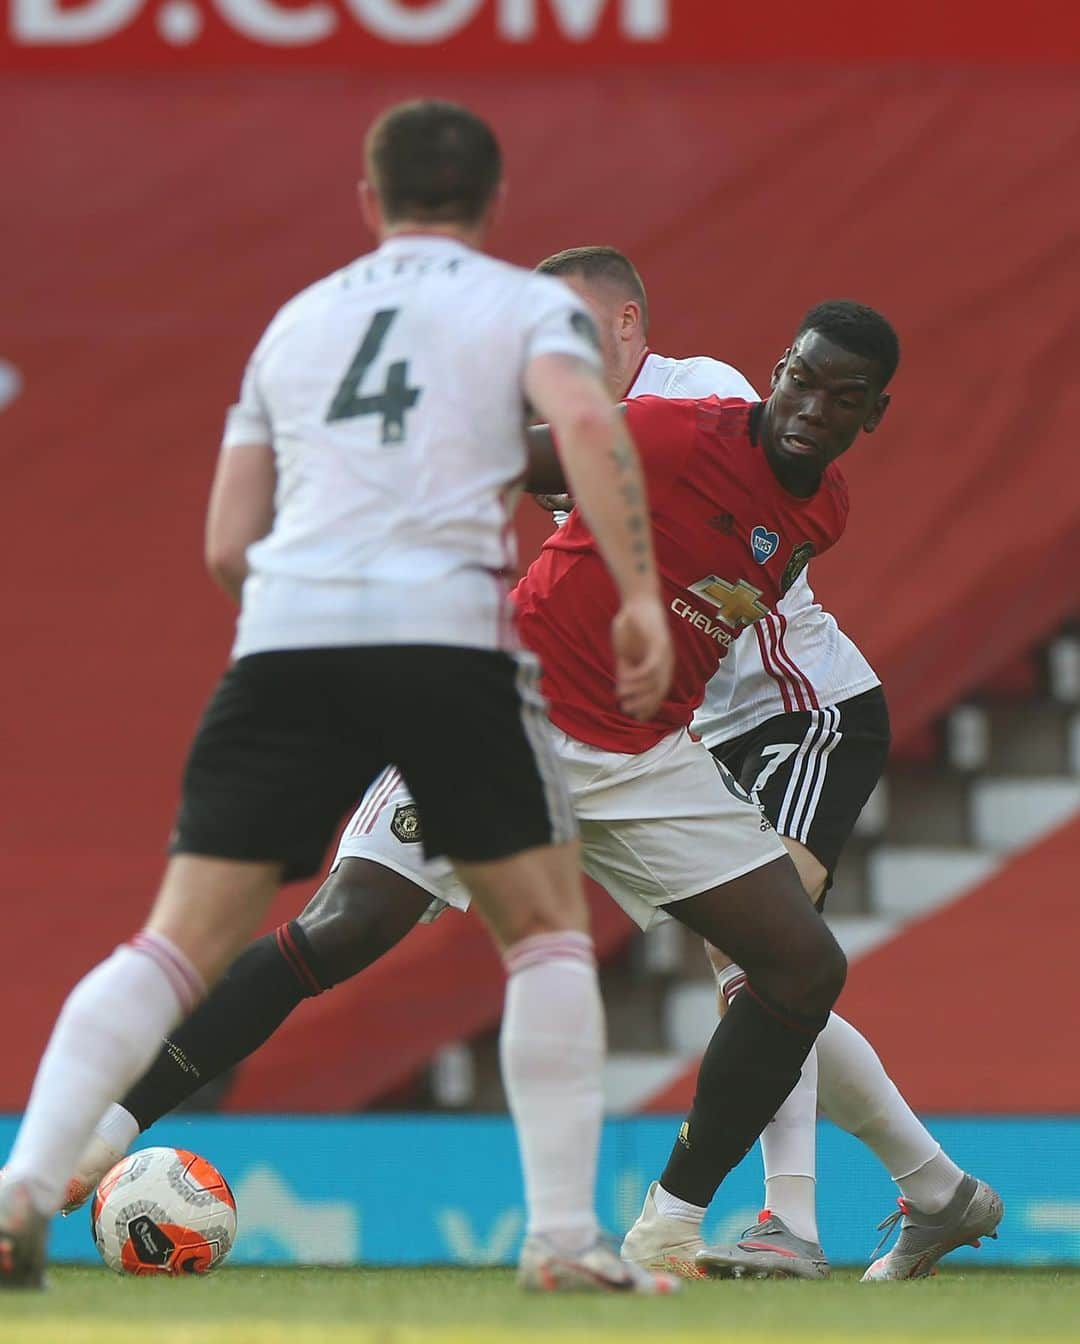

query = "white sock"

[
  {"left": 893, "top": 1150, "right": 967, "bottom": 1214},
  {"left": 4, "top": 932, "right": 203, "bottom": 1213},
  {"left": 500, "top": 931, "right": 603, "bottom": 1251},
  {"left": 653, "top": 1184, "right": 706, "bottom": 1226},
  {"left": 816, "top": 1012, "right": 963, "bottom": 1212},
  {"left": 94, "top": 1103, "right": 141, "bottom": 1155},
  {"left": 761, "top": 1046, "right": 819, "bottom": 1243}
]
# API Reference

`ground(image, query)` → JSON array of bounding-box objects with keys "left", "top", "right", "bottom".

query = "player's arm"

[
  {"left": 525, "top": 405, "right": 627, "bottom": 502},
  {"left": 523, "top": 423, "right": 567, "bottom": 495},
  {"left": 523, "top": 353, "right": 672, "bottom": 720},
  {"left": 204, "top": 441, "right": 276, "bottom": 603}
]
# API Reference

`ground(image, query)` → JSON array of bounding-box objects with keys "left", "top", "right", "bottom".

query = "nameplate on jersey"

[
  {"left": 750, "top": 525, "right": 780, "bottom": 564},
  {"left": 687, "top": 576, "right": 770, "bottom": 627}
]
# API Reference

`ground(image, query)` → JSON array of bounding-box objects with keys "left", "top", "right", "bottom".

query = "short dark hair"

[
  {"left": 796, "top": 300, "right": 900, "bottom": 387},
  {"left": 365, "top": 100, "right": 502, "bottom": 226},
  {"left": 535, "top": 245, "right": 650, "bottom": 332}
]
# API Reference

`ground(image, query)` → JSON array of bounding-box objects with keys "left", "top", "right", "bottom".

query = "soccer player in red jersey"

[{"left": 51, "top": 300, "right": 905, "bottom": 1275}]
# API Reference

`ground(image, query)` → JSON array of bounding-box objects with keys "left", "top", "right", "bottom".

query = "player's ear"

[
  {"left": 358, "top": 181, "right": 382, "bottom": 238},
  {"left": 770, "top": 349, "right": 790, "bottom": 389},
  {"left": 863, "top": 391, "right": 891, "bottom": 434},
  {"left": 621, "top": 300, "right": 643, "bottom": 344}
]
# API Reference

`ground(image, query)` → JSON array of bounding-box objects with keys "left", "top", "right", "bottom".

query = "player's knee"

[
  {"left": 297, "top": 860, "right": 429, "bottom": 986},
  {"left": 482, "top": 901, "right": 586, "bottom": 950},
  {"left": 798, "top": 929, "right": 846, "bottom": 1012}
]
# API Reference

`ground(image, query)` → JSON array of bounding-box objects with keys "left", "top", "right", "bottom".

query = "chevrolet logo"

[{"left": 687, "top": 576, "right": 770, "bottom": 627}]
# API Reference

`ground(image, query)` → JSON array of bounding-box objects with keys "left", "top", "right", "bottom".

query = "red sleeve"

[{"left": 622, "top": 396, "right": 700, "bottom": 498}]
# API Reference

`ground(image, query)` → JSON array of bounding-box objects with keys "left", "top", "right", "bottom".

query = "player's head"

[
  {"left": 767, "top": 300, "right": 899, "bottom": 481},
  {"left": 536, "top": 246, "right": 649, "bottom": 397},
  {"left": 361, "top": 100, "right": 503, "bottom": 239}
]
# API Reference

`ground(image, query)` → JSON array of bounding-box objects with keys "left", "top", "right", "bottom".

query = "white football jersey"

[
  {"left": 224, "top": 235, "right": 601, "bottom": 658},
  {"left": 624, "top": 352, "right": 880, "bottom": 741}
]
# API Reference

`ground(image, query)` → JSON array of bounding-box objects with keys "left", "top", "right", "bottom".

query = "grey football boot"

[
  {"left": 697, "top": 1209, "right": 830, "bottom": 1280},
  {"left": 861, "top": 1173, "right": 1003, "bottom": 1280}
]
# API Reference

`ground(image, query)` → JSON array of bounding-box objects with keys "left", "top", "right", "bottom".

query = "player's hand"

[
  {"left": 534, "top": 493, "right": 574, "bottom": 514},
  {"left": 612, "top": 592, "right": 674, "bottom": 721}
]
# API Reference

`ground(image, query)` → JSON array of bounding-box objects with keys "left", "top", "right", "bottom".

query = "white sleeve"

[
  {"left": 221, "top": 351, "right": 271, "bottom": 449},
  {"left": 521, "top": 274, "right": 604, "bottom": 371},
  {"left": 669, "top": 356, "right": 759, "bottom": 401}
]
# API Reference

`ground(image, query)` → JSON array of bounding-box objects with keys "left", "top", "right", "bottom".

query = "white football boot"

[
  {"left": 59, "top": 1133, "right": 126, "bottom": 1215},
  {"left": 519, "top": 1231, "right": 680, "bottom": 1294},
  {"left": 0, "top": 1178, "right": 48, "bottom": 1290},
  {"left": 620, "top": 1182, "right": 707, "bottom": 1279}
]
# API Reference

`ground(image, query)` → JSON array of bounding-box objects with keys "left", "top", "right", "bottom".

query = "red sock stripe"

[
  {"left": 744, "top": 982, "right": 823, "bottom": 1036},
  {"left": 721, "top": 972, "right": 748, "bottom": 1006},
  {"left": 130, "top": 931, "right": 204, "bottom": 1014},
  {"left": 503, "top": 932, "right": 596, "bottom": 977},
  {"left": 275, "top": 924, "right": 323, "bottom": 996}
]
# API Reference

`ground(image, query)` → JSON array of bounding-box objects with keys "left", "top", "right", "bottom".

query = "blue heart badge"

[{"left": 750, "top": 525, "right": 779, "bottom": 564}]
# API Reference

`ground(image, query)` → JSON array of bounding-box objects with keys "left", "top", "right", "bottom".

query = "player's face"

[{"left": 768, "top": 331, "right": 890, "bottom": 475}]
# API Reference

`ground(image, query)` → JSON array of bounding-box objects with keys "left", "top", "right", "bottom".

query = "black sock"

[
  {"left": 659, "top": 987, "right": 825, "bottom": 1208},
  {"left": 122, "top": 921, "right": 325, "bottom": 1131}
]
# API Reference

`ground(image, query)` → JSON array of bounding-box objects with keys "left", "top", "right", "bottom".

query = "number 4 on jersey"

[{"left": 326, "top": 309, "right": 421, "bottom": 443}]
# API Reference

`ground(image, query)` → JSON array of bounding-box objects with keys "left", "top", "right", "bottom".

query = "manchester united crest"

[
  {"left": 390, "top": 803, "right": 423, "bottom": 845},
  {"left": 780, "top": 541, "right": 815, "bottom": 595}
]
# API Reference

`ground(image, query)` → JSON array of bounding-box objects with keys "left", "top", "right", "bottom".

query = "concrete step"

[
  {"left": 982, "top": 699, "right": 1076, "bottom": 775},
  {"left": 881, "top": 770, "right": 970, "bottom": 847},
  {"left": 970, "top": 776, "right": 1080, "bottom": 852},
  {"left": 868, "top": 845, "right": 997, "bottom": 919}
]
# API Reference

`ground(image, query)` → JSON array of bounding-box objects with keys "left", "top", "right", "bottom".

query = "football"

[{"left": 90, "top": 1146, "right": 237, "bottom": 1276}]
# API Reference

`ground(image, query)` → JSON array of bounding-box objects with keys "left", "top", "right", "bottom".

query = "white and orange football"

[{"left": 90, "top": 1146, "right": 237, "bottom": 1276}]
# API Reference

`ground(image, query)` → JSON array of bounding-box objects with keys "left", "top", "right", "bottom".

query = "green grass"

[{"left": 3, "top": 1266, "right": 1079, "bottom": 1343}]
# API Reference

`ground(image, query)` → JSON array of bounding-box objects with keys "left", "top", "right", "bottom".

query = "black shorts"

[
  {"left": 171, "top": 646, "right": 575, "bottom": 883},
  {"left": 710, "top": 686, "right": 890, "bottom": 903}
]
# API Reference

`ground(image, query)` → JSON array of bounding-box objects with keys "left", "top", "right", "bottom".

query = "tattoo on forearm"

[{"left": 612, "top": 435, "right": 650, "bottom": 573}]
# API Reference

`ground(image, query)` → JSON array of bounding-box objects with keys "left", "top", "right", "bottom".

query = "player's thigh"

[
  {"left": 295, "top": 765, "right": 473, "bottom": 983},
  {"left": 173, "top": 651, "right": 386, "bottom": 886},
  {"left": 674, "top": 855, "right": 846, "bottom": 1009},
  {"left": 297, "top": 857, "right": 434, "bottom": 985},
  {"left": 454, "top": 840, "right": 587, "bottom": 949},
  {"left": 778, "top": 835, "right": 828, "bottom": 904},
  {"left": 570, "top": 728, "right": 787, "bottom": 932},
  {"left": 717, "top": 689, "right": 889, "bottom": 909},
  {"left": 333, "top": 765, "right": 472, "bottom": 918},
  {"left": 146, "top": 855, "right": 281, "bottom": 986}
]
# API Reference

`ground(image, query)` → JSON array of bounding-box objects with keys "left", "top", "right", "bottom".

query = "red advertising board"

[{"left": 4, "top": 0, "right": 1080, "bottom": 71}]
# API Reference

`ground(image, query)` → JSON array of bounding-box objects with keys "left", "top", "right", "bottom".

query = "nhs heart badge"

[{"left": 750, "top": 525, "right": 779, "bottom": 564}]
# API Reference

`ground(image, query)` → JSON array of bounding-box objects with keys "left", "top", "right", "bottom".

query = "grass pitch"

[{"left": 3, "top": 1265, "right": 1078, "bottom": 1343}]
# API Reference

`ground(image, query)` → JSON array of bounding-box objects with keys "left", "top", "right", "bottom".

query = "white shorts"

[{"left": 333, "top": 728, "right": 786, "bottom": 930}]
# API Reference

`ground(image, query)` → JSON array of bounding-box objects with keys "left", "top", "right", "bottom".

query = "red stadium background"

[{"left": 2, "top": 2, "right": 1078, "bottom": 1114}]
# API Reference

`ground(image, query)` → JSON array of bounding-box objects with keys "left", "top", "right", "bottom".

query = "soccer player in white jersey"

[
  {"left": 60, "top": 254, "right": 997, "bottom": 1283},
  {"left": 0, "top": 104, "right": 679, "bottom": 1293}
]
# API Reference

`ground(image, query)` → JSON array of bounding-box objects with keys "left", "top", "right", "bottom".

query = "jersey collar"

[{"left": 376, "top": 234, "right": 474, "bottom": 258}]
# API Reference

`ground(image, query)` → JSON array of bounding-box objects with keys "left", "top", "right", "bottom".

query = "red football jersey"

[{"left": 513, "top": 397, "right": 850, "bottom": 753}]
